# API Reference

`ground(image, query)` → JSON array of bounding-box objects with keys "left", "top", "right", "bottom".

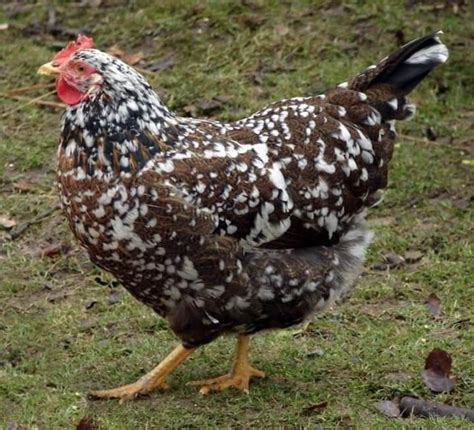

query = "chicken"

[{"left": 37, "top": 32, "right": 448, "bottom": 400}]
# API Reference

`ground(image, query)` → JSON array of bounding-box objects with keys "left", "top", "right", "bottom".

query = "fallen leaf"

[
  {"left": 404, "top": 250, "right": 424, "bottom": 264},
  {"left": 76, "top": 417, "right": 99, "bottom": 430},
  {"left": 425, "top": 293, "right": 442, "bottom": 318},
  {"left": 124, "top": 51, "right": 145, "bottom": 66},
  {"left": 145, "top": 54, "right": 176, "bottom": 72},
  {"left": 383, "top": 252, "right": 405, "bottom": 268},
  {"left": 107, "top": 44, "right": 124, "bottom": 57},
  {"left": 0, "top": 215, "right": 17, "bottom": 230},
  {"left": 35, "top": 243, "right": 70, "bottom": 258},
  {"left": 421, "top": 348, "right": 457, "bottom": 393},
  {"left": 107, "top": 292, "right": 121, "bottom": 305},
  {"left": 371, "top": 262, "right": 389, "bottom": 271},
  {"left": 376, "top": 399, "right": 401, "bottom": 418},
  {"left": 197, "top": 96, "right": 230, "bottom": 116},
  {"left": 107, "top": 45, "right": 145, "bottom": 65},
  {"left": 303, "top": 401, "right": 328, "bottom": 415},
  {"left": 183, "top": 104, "right": 198, "bottom": 118},
  {"left": 213, "top": 95, "right": 231, "bottom": 104},
  {"left": 14, "top": 178, "right": 36, "bottom": 191}
]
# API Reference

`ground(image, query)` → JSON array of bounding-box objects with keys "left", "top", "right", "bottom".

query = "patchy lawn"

[{"left": 1, "top": 0, "right": 473, "bottom": 428}]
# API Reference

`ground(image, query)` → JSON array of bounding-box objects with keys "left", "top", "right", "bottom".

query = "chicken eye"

[{"left": 76, "top": 64, "right": 86, "bottom": 73}]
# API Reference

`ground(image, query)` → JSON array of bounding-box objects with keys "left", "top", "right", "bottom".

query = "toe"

[
  {"left": 248, "top": 366, "right": 265, "bottom": 378},
  {"left": 89, "top": 380, "right": 169, "bottom": 401},
  {"left": 188, "top": 373, "right": 232, "bottom": 387}
]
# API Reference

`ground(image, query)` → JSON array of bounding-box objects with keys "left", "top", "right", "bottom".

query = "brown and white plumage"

[{"left": 39, "top": 31, "right": 448, "bottom": 397}]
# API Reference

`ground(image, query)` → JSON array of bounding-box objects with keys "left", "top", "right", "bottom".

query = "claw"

[
  {"left": 88, "top": 344, "right": 194, "bottom": 401},
  {"left": 189, "top": 336, "right": 265, "bottom": 395}
]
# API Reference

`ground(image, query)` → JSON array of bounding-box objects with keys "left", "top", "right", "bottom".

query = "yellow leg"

[
  {"left": 189, "top": 335, "right": 265, "bottom": 395},
  {"left": 89, "top": 344, "right": 195, "bottom": 401}
]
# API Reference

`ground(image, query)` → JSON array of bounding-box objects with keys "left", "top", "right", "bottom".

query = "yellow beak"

[{"left": 37, "top": 62, "right": 61, "bottom": 76}]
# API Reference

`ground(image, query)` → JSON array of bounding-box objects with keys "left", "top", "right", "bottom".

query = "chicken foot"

[
  {"left": 89, "top": 344, "right": 195, "bottom": 402},
  {"left": 189, "top": 335, "right": 265, "bottom": 394}
]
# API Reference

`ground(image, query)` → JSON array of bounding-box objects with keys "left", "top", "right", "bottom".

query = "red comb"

[{"left": 52, "top": 34, "right": 94, "bottom": 65}]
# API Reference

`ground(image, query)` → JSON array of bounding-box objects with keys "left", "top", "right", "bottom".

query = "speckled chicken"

[{"left": 38, "top": 32, "right": 448, "bottom": 399}]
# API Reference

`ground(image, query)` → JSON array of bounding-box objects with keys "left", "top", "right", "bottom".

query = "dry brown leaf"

[
  {"left": 421, "top": 348, "right": 457, "bottom": 393},
  {"left": 107, "top": 292, "right": 121, "bottom": 305},
  {"left": 14, "top": 178, "right": 36, "bottom": 191},
  {"left": 76, "top": 417, "right": 99, "bottom": 430},
  {"left": 0, "top": 215, "right": 17, "bottom": 230},
  {"left": 124, "top": 51, "right": 145, "bottom": 65},
  {"left": 146, "top": 54, "right": 176, "bottom": 72},
  {"left": 107, "top": 44, "right": 124, "bottom": 57},
  {"left": 383, "top": 252, "right": 405, "bottom": 268},
  {"left": 404, "top": 250, "right": 424, "bottom": 263},
  {"left": 107, "top": 45, "right": 144, "bottom": 65},
  {"left": 30, "top": 242, "right": 70, "bottom": 258},
  {"left": 425, "top": 293, "right": 442, "bottom": 318},
  {"left": 376, "top": 399, "right": 401, "bottom": 418},
  {"left": 13, "top": 169, "right": 46, "bottom": 192},
  {"left": 40, "top": 243, "right": 64, "bottom": 258},
  {"left": 371, "top": 262, "right": 389, "bottom": 271}
]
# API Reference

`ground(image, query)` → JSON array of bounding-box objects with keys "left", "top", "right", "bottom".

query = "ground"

[{"left": 0, "top": 0, "right": 473, "bottom": 428}]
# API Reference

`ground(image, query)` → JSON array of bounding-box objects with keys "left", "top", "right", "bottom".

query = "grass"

[{"left": 0, "top": 0, "right": 473, "bottom": 428}]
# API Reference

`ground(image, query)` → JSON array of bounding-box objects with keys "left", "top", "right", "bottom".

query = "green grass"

[{"left": 1, "top": 0, "right": 473, "bottom": 428}]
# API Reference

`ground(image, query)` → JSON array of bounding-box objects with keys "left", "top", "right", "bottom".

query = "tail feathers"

[{"left": 348, "top": 31, "right": 448, "bottom": 95}]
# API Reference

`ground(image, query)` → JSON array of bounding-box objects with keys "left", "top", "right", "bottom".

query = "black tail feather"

[{"left": 348, "top": 31, "right": 448, "bottom": 95}]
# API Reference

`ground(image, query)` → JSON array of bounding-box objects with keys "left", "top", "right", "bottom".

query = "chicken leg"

[
  {"left": 90, "top": 344, "right": 195, "bottom": 401},
  {"left": 189, "top": 335, "right": 265, "bottom": 394}
]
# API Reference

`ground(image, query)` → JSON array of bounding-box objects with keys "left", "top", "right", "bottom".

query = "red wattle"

[{"left": 56, "top": 77, "right": 84, "bottom": 105}]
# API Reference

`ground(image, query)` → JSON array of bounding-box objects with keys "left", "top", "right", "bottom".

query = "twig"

[
  {"left": 6, "top": 83, "right": 55, "bottom": 95},
  {"left": 0, "top": 90, "right": 64, "bottom": 117},
  {"left": 400, "top": 396, "right": 474, "bottom": 421},
  {"left": 8, "top": 204, "right": 61, "bottom": 240}
]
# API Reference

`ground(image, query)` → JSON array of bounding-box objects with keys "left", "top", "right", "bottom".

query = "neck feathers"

[{"left": 59, "top": 84, "right": 176, "bottom": 177}]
